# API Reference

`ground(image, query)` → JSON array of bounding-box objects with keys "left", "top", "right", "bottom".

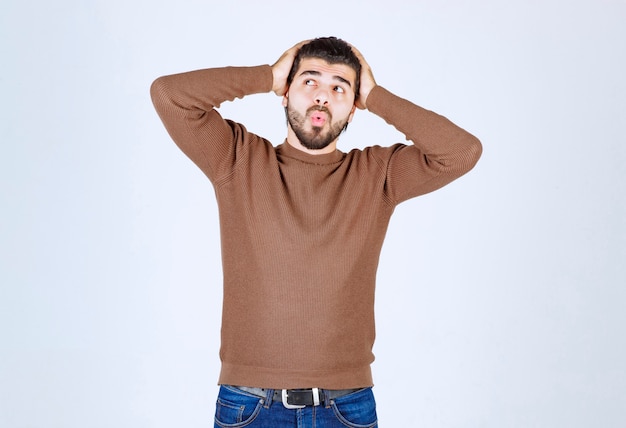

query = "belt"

[{"left": 235, "top": 386, "right": 360, "bottom": 409}]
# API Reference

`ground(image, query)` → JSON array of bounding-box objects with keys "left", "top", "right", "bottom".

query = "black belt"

[{"left": 234, "top": 386, "right": 360, "bottom": 409}]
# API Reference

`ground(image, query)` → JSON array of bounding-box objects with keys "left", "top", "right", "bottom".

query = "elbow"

[
  {"left": 150, "top": 75, "right": 181, "bottom": 118},
  {"left": 150, "top": 76, "right": 168, "bottom": 106},
  {"left": 444, "top": 133, "right": 482, "bottom": 177},
  {"left": 465, "top": 134, "right": 483, "bottom": 170}
]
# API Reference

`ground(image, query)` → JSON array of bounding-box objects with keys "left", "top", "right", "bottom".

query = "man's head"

[
  {"left": 287, "top": 37, "right": 362, "bottom": 101},
  {"left": 283, "top": 37, "right": 362, "bottom": 153}
]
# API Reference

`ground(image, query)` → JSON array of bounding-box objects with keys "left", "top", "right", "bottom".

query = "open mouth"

[{"left": 309, "top": 109, "right": 328, "bottom": 127}]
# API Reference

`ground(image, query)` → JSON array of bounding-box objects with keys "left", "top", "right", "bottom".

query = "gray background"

[{"left": 1, "top": 0, "right": 625, "bottom": 426}]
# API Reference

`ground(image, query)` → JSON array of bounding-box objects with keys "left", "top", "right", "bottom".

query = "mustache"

[{"left": 307, "top": 105, "right": 331, "bottom": 116}]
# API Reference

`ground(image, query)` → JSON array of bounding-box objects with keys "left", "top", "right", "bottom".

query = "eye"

[
  {"left": 305, "top": 79, "right": 315, "bottom": 86},
  {"left": 334, "top": 86, "right": 345, "bottom": 93}
]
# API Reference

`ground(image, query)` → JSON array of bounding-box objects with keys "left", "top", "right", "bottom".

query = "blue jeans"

[{"left": 214, "top": 385, "right": 378, "bottom": 427}]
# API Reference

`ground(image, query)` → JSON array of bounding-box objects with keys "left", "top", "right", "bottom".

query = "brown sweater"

[{"left": 150, "top": 65, "right": 481, "bottom": 389}]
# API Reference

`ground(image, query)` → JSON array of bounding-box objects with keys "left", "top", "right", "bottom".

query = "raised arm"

[
  {"left": 350, "top": 46, "right": 482, "bottom": 202},
  {"left": 150, "top": 65, "right": 273, "bottom": 181}
]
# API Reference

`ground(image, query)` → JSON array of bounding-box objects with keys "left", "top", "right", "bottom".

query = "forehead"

[{"left": 295, "top": 57, "right": 357, "bottom": 87}]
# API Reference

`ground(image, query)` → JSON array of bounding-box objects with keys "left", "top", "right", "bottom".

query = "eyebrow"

[{"left": 299, "top": 70, "right": 352, "bottom": 88}]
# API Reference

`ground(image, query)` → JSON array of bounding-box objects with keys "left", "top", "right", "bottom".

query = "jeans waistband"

[{"left": 233, "top": 385, "right": 361, "bottom": 408}]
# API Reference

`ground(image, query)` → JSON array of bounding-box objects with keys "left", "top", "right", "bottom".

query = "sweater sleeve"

[
  {"left": 150, "top": 65, "right": 274, "bottom": 182},
  {"left": 366, "top": 86, "right": 482, "bottom": 204}
]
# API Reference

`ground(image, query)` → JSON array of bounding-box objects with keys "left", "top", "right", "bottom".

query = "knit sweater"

[{"left": 150, "top": 65, "right": 481, "bottom": 389}]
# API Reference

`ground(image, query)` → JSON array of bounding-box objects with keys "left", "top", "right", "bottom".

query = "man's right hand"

[{"left": 271, "top": 40, "right": 309, "bottom": 96}]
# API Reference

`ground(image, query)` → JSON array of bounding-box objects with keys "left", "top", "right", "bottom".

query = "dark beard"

[{"left": 286, "top": 105, "right": 348, "bottom": 151}]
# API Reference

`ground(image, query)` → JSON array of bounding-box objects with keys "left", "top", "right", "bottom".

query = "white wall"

[{"left": 1, "top": 0, "right": 625, "bottom": 426}]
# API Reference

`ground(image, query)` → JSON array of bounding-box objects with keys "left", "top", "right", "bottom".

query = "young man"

[{"left": 151, "top": 37, "right": 482, "bottom": 428}]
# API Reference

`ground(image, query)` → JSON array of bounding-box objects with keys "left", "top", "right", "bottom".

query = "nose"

[{"left": 314, "top": 88, "right": 329, "bottom": 106}]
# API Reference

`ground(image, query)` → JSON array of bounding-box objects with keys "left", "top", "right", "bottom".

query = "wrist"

[{"left": 271, "top": 65, "right": 288, "bottom": 95}]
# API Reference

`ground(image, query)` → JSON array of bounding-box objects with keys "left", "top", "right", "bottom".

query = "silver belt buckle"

[
  {"left": 281, "top": 388, "right": 320, "bottom": 409},
  {"left": 282, "top": 389, "right": 305, "bottom": 409}
]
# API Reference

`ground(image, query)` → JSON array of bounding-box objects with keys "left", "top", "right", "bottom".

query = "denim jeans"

[{"left": 214, "top": 385, "right": 378, "bottom": 427}]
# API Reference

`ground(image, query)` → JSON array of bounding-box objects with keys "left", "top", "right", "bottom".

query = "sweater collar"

[{"left": 277, "top": 140, "right": 345, "bottom": 165}]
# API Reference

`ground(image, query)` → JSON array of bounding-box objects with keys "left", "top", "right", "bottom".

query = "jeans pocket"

[
  {"left": 214, "top": 386, "right": 263, "bottom": 427},
  {"left": 330, "top": 388, "right": 378, "bottom": 428}
]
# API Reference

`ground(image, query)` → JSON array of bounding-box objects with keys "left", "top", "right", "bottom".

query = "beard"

[{"left": 286, "top": 104, "right": 349, "bottom": 151}]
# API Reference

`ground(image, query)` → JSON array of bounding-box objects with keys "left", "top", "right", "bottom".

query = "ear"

[
  {"left": 282, "top": 89, "right": 289, "bottom": 107},
  {"left": 347, "top": 104, "right": 357, "bottom": 123}
]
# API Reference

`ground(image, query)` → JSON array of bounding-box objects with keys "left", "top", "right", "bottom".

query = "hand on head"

[
  {"left": 271, "top": 40, "right": 310, "bottom": 96},
  {"left": 271, "top": 39, "right": 376, "bottom": 109},
  {"left": 348, "top": 44, "right": 376, "bottom": 110}
]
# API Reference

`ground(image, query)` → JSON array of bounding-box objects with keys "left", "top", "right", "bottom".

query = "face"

[{"left": 283, "top": 57, "right": 357, "bottom": 152}]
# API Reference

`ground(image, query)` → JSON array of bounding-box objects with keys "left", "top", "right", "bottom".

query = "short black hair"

[{"left": 286, "top": 37, "right": 361, "bottom": 100}]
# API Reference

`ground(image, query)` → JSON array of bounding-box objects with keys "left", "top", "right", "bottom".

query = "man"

[{"left": 151, "top": 37, "right": 481, "bottom": 427}]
